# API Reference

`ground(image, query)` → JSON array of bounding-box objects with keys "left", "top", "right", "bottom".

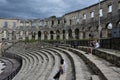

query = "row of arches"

[
  {"left": 38, "top": 28, "right": 82, "bottom": 40},
  {"left": 37, "top": 21, "right": 120, "bottom": 40},
  {"left": 1, "top": 21, "right": 119, "bottom": 40}
]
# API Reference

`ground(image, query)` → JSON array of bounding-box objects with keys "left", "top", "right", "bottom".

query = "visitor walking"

[{"left": 53, "top": 59, "right": 67, "bottom": 80}]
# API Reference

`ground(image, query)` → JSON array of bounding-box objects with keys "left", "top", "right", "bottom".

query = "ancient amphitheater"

[{"left": 0, "top": 0, "right": 120, "bottom": 80}]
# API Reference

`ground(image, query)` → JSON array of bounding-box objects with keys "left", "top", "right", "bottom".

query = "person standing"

[
  {"left": 94, "top": 40, "right": 100, "bottom": 49},
  {"left": 53, "top": 59, "right": 67, "bottom": 80}
]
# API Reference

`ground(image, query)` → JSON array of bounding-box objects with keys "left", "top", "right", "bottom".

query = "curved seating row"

[
  {"left": 0, "top": 57, "right": 21, "bottom": 80},
  {"left": 12, "top": 50, "right": 48, "bottom": 80},
  {"left": 54, "top": 47, "right": 93, "bottom": 80},
  {"left": 78, "top": 46, "right": 120, "bottom": 67},
  {"left": 62, "top": 46, "right": 120, "bottom": 80},
  {"left": 8, "top": 45, "right": 60, "bottom": 80},
  {"left": 42, "top": 49, "right": 61, "bottom": 80},
  {"left": 9, "top": 45, "right": 75, "bottom": 80},
  {"left": 0, "top": 60, "right": 5, "bottom": 74},
  {"left": 6, "top": 42, "right": 120, "bottom": 80},
  {"left": 47, "top": 48, "right": 74, "bottom": 80}
]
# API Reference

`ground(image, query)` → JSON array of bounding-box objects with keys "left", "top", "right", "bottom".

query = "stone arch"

[
  {"left": 38, "top": 31, "right": 41, "bottom": 39},
  {"left": 68, "top": 29, "right": 72, "bottom": 39},
  {"left": 50, "top": 31, "right": 54, "bottom": 40},
  {"left": 105, "top": 23, "right": 113, "bottom": 38},
  {"left": 12, "top": 31, "right": 16, "bottom": 40},
  {"left": 88, "top": 26, "right": 92, "bottom": 31},
  {"left": 56, "top": 30, "right": 60, "bottom": 40},
  {"left": 106, "top": 23, "right": 113, "bottom": 29},
  {"left": 63, "top": 30, "right": 65, "bottom": 40},
  {"left": 75, "top": 28, "right": 79, "bottom": 39},
  {"left": 32, "top": 32, "right": 36, "bottom": 39},
  {"left": 116, "top": 20, "right": 120, "bottom": 27},
  {"left": 96, "top": 26, "right": 99, "bottom": 31}
]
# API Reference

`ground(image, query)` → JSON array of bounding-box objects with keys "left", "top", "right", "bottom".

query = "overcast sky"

[{"left": 0, "top": 0, "right": 100, "bottom": 19}]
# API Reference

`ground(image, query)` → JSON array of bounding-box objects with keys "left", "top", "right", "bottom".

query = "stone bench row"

[
  {"left": 55, "top": 47, "right": 91, "bottom": 80},
  {"left": 15, "top": 47, "right": 73, "bottom": 80},
  {"left": 13, "top": 52, "right": 40, "bottom": 80},
  {"left": 5, "top": 43, "right": 101, "bottom": 80},
  {"left": 66, "top": 47, "right": 120, "bottom": 80},
  {"left": 48, "top": 48, "right": 74, "bottom": 80},
  {"left": 0, "top": 56, "right": 21, "bottom": 80},
  {"left": 36, "top": 50, "right": 54, "bottom": 80},
  {"left": 12, "top": 50, "right": 50, "bottom": 80},
  {"left": 6, "top": 46, "right": 46, "bottom": 80},
  {"left": 78, "top": 46, "right": 120, "bottom": 67},
  {"left": 6, "top": 45, "right": 55, "bottom": 80},
  {"left": 0, "top": 60, "right": 5, "bottom": 74},
  {"left": 9, "top": 45, "right": 65, "bottom": 80},
  {"left": 42, "top": 49, "right": 61, "bottom": 80}
]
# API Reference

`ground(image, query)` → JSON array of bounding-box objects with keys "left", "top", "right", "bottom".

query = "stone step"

[
  {"left": 66, "top": 47, "right": 120, "bottom": 80},
  {"left": 78, "top": 46, "right": 120, "bottom": 67},
  {"left": 0, "top": 58, "right": 20, "bottom": 80},
  {"left": 48, "top": 48, "right": 74, "bottom": 80},
  {"left": 12, "top": 50, "right": 44, "bottom": 80},
  {"left": 37, "top": 50, "right": 54, "bottom": 80},
  {"left": 55, "top": 47, "right": 87, "bottom": 80},
  {"left": 23, "top": 51, "right": 43, "bottom": 80},
  {"left": 43, "top": 49, "right": 61, "bottom": 80},
  {"left": 91, "top": 75, "right": 100, "bottom": 80}
]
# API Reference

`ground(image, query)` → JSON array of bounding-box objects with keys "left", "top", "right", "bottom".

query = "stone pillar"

[
  {"left": 26, "top": 31, "right": 29, "bottom": 37},
  {"left": 41, "top": 32, "right": 44, "bottom": 40},
  {"left": 48, "top": 32, "right": 51, "bottom": 40},
  {"left": 66, "top": 31, "right": 68, "bottom": 40},
  {"left": 85, "top": 32, "right": 90, "bottom": 39},
  {"left": 102, "top": 29, "right": 108, "bottom": 38},
  {"left": 60, "top": 33, "right": 63, "bottom": 40},
  {"left": 29, "top": 35, "right": 32, "bottom": 40},
  {"left": 9, "top": 33, "right": 12, "bottom": 40},
  {"left": 35, "top": 34, "right": 38, "bottom": 40},
  {"left": 16, "top": 34, "right": 19, "bottom": 40},
  {"left": 3, "top": 31, "right": 7, "bottom": 39},
  {"left": 79, "top": 32, "right": 83, "bottom": 39},
  {"left": 22, "top": 35, "right": 25, "bottom": 40},
  {"left": 53, "top": 32, "right": 56, "bottom": 40},
  {"left": 72, "top": 30, "right": 75, "bottom": 39}
]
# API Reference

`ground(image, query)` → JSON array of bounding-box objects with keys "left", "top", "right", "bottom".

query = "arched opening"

[
  {"left": 106, "top": 23, "right": 113, "bottom": 38},
  {"left": 12, "top": 31, "right": 16, "bottom": 40},
  {"left": 75, "top": 28, "right": 79, "bottom": 39},
  {"left": 25, "top": 31, "right": 29, "bottom": 40},
  {"left": 68, "top": 29, "right": 72, "bottom": 39},
  {"left": 50, "top": 31, "right": 54, "bottom": 40},
  {"left": 88, "top": 26, "right": 92, "bottom": 31},
  {"left": 56, "top": 30, "right": 60, "bottom": 40},
  {"left": 63, "top": 30, "right": 65, "bottom": 40},
  {"left": 117, "top": 21, "right": 120, "bottom": 27},
  {"left": 32, "top": 32, "right": 36, "bottom": 39},
  {"left": 38, "top": 31, "right": 41, "bottom": 40}
]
